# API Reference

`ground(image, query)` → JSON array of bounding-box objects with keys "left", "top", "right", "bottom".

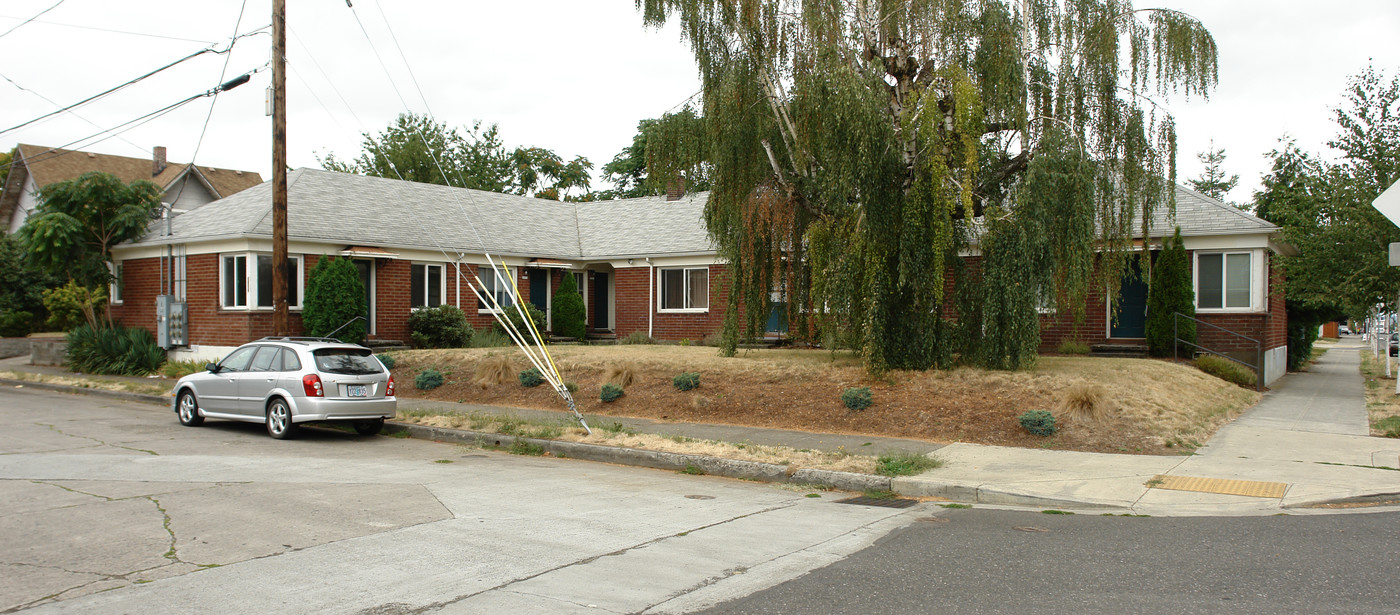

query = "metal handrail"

[
  {"left": 325, "top": 315, "right": 366, "bottom": 341},
  {"left": 1174, "top": 312, "right": 1264, "bottom": 392}
]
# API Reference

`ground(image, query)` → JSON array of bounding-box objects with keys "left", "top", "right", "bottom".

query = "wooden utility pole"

[{"left": 271, "top": 0, "right": 289, "bottom": 335}]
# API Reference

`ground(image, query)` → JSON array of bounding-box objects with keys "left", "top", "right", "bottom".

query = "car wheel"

[
  {"left": 353, "top": 418, "right": 384, "bottom": 436},
  {"left": 176, "top": 390, "right": 204, "bottom": 426},
  {"left": 266, "top": 398, "right": 298, "bottom": 440}
]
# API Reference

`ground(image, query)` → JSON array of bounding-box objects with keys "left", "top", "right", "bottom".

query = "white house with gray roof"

[{"left": 109, "top": 169, "right": 1290, "bottom": 383}]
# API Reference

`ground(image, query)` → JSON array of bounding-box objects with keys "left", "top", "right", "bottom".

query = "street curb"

[
  {"left": 0, "top": 377, "right": 170, "bottom": 407},
  {"left": 891, "top": 477, "right": 1125, "bottom": 510},
  {"left": 387, "top": 422, "right": 894, "bottom": 493},
  {"left": 0, "top": 378, "right": 895, "bottom": 494}
]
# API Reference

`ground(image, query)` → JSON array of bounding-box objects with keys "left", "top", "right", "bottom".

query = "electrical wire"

[
  {"left": 168, "top": 0, "right": 250, "bottom": 209},
  {"left": 0, "top": 0, "right": 65, "bottom": 40},
  {"left": 0, "top": 25, "right": 270, "bottom": 137},
  {"left": 0, "top": 72, "right": 146, "bottom": 155},
  {"left": 0, "top": 14, "right": 223, "bottom": 44}
]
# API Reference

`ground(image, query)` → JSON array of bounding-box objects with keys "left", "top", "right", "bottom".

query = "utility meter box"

[{"left": 156, "top": 295, "right": 187, "bottom": 349}]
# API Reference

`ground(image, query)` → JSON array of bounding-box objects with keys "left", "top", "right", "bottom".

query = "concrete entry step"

[{"left": 1091, "top": 343, "right": 1148, "bottom": 358}]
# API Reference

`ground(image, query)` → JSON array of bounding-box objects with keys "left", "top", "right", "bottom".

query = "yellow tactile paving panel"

[{"left": 1149, "top": 475, "right": 1288, "bottom": 498}]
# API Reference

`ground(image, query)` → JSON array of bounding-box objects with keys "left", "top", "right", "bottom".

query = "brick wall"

[{"left": 612, "top": 264, "right": 730, "bottom": 341}]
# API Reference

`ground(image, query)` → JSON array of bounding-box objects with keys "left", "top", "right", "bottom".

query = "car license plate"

[{"left": 347, "top": 385, "right": 368, "bottom": 397}]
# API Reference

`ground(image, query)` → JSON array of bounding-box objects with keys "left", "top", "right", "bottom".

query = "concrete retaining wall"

[
  {"left": 0, "top": 338, "right": 29, "bottom": 359},
  {"left": 30, "top": 338, "right": 67, "bottom": 366}
]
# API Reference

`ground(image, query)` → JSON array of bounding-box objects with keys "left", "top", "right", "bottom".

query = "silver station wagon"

[{"left": 172, "top": 337, "right": 396, "bottom": 439}]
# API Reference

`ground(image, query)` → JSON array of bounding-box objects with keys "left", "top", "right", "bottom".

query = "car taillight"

[
  {"left": 386, "top": 375, "right": 395, "bottom": 396},
  {"left": 302, "top": 374, "right": 324, "bottom": 397}
]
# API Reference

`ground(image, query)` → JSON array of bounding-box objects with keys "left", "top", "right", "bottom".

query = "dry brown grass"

[
  {"left": 0, "top": 370, "right": 173, "bottom": 397},
  {"left": 1056, "top": 382, "right": 1114, "bottom": 422},
  {"left": 395, "top": 410, "right": 878, "bottom": 474},
  {"left": 389, "top": 346, "right": 1261, "bottom": 455},
  {"left": 1358, "top": 346, "right": 1400, "bottom": 436},
  {"left": 473, "top": 354, "right": 515, "bottom": 387},
  {"left": 603, "top": 360, "right": 639, "bottom": 388}
]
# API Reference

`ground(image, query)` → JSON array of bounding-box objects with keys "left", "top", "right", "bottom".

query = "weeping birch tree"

[{"left": 638, "top": 0, "right": 1218, "bottom": 372}]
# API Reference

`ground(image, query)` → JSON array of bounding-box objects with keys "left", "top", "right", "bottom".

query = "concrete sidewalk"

[
  {"left": 6, "top": 341, "right": 1400, "bottom": 516},
  {"left": 895, "top": 339, "right": 1400, "bottom": 515}
]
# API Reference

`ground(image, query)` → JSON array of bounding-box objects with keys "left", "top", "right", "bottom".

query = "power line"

[
  {"left": 0, "top": 0, "right": 65, "bottom": 40},
  {"left": 0, "top": 14, "right": 227, "bottom": 44},
  {"left": 172, "top": 0, "right": 251, "bottom": 208},
  {"left": 0, "top": 25, "right": 270, "bottom": 137},
  {"left": 0, "top": 72, "right": 146, "bottom": 154}
]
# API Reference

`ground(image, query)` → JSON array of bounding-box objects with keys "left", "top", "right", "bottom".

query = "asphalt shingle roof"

[
  {"left": 136, "top": 168, "right": 713, "bottom": 259},
  {"left": 130, "top": 169, "right": 1271, "bottom": 259}
]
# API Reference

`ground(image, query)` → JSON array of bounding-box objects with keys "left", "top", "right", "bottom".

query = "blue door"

[
  {"left": 1110, "top": 258, "right": 1149, "bottom": 339},
  {"left": 592, "top": 273, "right": 609, "bottom": 330}
]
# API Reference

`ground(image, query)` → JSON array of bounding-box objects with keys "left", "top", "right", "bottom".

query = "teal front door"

[{"left": 1110, "top": 259, "right": 1149, "bottom": 339}]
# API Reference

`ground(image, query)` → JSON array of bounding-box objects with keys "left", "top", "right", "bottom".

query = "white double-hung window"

[
  {"left": 411, "top": 263, "right": 444, "bottom": 309},
  {"left": 659, "top": 267, "right": 709, "bottom": 311},
  {"left": 476, "top": 265, "right": 515, "bottom": 311},
  {"left": 1195, "top": 251, "right": 1256, "bottom": 311},
  {"left": 220, "top": 253, "right": 302, "bottom": 310}
]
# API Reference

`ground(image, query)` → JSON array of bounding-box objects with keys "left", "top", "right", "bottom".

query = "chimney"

[
  {"left": 666, "top": 177, "right": 685, "bottom": 202},
  {"left": 153, "top": 146, "right": 167, "bottom": 177}
]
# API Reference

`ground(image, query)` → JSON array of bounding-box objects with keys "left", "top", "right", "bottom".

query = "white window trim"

[
  {"left": 1193, "top": 249, "right": 1265, "bottom": 314},
  {"left": 108, "top": 262, "right": 123, "bottom": 305},
  {"left": 410, "top": 262, "right": 446, "bottom": 310},
  {"left": 476, "top": 265, "right": 517, "bottom": 314},
  {"left": 657, "top": 267, "right": 710, "bottom": 313},
  {"left": 219, "top": 252, "right": 305, "bottom": 311}
]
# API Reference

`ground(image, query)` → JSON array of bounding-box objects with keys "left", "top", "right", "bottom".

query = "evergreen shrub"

[
  {"left": 0, "top": 310, "right": 33, "bottom": 337},
  {"left": 304, "top": 256, "right": 366, "bottom": 344},
  {"left": 551, "top": 273, "right": 586, "bottom": 339},
  {"left": 375, "top": 353, "right": 396, "bottom": 369},
  {"left": 415, "top": 368, "right": 444, "bottom": 391},
  {"left": 842, "top": 387, "right": 873, "bottom": 411},
  {"left": 1195, "top": 355, "right": 1256, "bottom": 387},
  {"left": 601, "top": 383, "right": 624, "bottom": 402},
  {"left": 1146, "top": 228, "right": 1195, "bottom": 357},
  {"left": 672, "top": 372, "right": 700, "bottom": 391},
  {"left": 408, "top": 305, "right": 473, "bottom": 348},
  {"left": 1018, "top": 410, "right": 1057, "bottom": 437},
  {"left": 494, "top": 303, "right": 546, "bottom": 339},
  {"left": 519, "top": 367, "right": 545, "bottom": 387}
]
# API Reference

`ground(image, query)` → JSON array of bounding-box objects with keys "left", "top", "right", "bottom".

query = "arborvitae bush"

[
  {"left": 551, "top": 273, "right": 586, "bottom": 339},
  {"left": 415, "top": 368, "right": 444, "bottom": 391},
  {"left": 1146, "top": 228, "right": 1195, "bottom": 358},
  {"left": 408, "top": 305, "right": 473, "bottom": 348},
  {"left": 672, "top": 372, "right": 700, "bottom": 391},
  {"left": 842, "top": 387, "right": 873, "bottom": 411},
  {"left": 519, "top": 367, "right": 545, "bottom": 387},
  {"left": 1018, "top": 410, "right": 1057, "bottom": 437},
  {"left": 600, "top": 383, "right": 624, "bottom": 402},
  {"left": 304, "top": 256, "right": 366, "bottom": 344}
]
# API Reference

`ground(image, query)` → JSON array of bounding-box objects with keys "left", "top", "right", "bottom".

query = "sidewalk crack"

[{"left": 37, "top": 422, "right": 158, "bottom": 456}]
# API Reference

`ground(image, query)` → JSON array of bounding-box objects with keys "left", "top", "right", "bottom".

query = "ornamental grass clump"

[
  {"left": 603, "top": 360, "right": 638, "bottom": 388},
  {"left": 415, "top": 368, "right": 444, "bottom": 391},
  {"left": 519, "top": 367, "right": 545, "bottom": 387},
  {"left": 474, "top": 355, "right": 513, "bottom": 387},
  {"left": 672, "top": 372, "right": 700, "bottom": 391},
  {"left": 842, "top": 387, "right": 873, "bottom": 411},
  {"left": 601, "top": 383, "right": 624, "bottom": 402},
  {"left": 1056, "top": 383, "right": 1113, "bottom": 422},
  {"left": 1018, "top": 410, "right": 1057, "bottom": 437}
]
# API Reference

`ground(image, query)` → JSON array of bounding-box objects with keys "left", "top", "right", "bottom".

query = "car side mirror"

[{"left": 206, "top": 362, "right": 220, "bottom": 373}]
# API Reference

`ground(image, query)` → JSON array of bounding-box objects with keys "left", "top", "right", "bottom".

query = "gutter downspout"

[{"left": 647, "top": 257, "right": 654, "bottom": 338}]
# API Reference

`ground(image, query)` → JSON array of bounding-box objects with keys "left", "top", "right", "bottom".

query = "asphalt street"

[
  {"left": 699, "top": 507, "right": 1400, "bottom": 615},
  {"left": 0, "top": 386, "right": 925, "bottom": 614}
]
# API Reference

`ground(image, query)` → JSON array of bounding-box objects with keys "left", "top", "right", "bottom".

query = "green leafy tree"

[
  {"left": 303, "top": 256, "right": 366, "bottom": 344},
  {"left": 551, "top": 272, "right": 586, "bottom": 339},
  {"left": 0, "top": 150, "right": 12, "bottom": 195},
  {"left": 1261, "top": 65, "right": 1400, "bottom": 323},
  {"left": 0, "top": 234, "right": 61, "bottom": 332},
  {"left": 321, "top": 113, "right": 595, "bottom": 200},
  {"left": 17, "top": 171, "right": 162, "bottom": 289},
  {"left": 1188, "top": 140, "right": 1240, "bottom": 205},
  {"left": 598, "top": 110, "right": 713, "bottom": 200},
  {"left": 639, "top": 0, "right": 1218, "bottom": 371},
  {"left": 1145, "top": 228, "right": 1195, "bottom": 357}
]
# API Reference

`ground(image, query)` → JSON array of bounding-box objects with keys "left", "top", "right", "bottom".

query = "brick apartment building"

[{"left": 108, "top": 170, "right": 1292, "bottom": 384}]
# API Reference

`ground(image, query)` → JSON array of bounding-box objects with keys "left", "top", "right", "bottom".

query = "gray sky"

[{"left": 3, "top": 1, "right": 1398, "bottom": 204}]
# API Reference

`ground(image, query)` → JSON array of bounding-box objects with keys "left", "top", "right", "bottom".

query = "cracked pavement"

[{"left": 0, "top": 386, "right": 927, "bottom": 614}]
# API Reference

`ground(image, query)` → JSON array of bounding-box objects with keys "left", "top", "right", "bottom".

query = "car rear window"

[{"left": 312, "top": 348, "right": 383, "bottom": 375}]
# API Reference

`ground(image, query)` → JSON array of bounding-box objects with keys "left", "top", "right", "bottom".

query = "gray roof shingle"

[{"left": 131, "top": 169, "right": 1269, "bottom": 258}]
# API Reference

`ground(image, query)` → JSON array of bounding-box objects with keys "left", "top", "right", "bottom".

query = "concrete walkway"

[{"left": 897, "top": 339, "right": 1400, "bottom": 515}]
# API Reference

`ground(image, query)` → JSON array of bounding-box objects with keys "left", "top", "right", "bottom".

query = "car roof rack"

[{"left": 256, "top": 336, "right": 344, "bottom": 344}]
